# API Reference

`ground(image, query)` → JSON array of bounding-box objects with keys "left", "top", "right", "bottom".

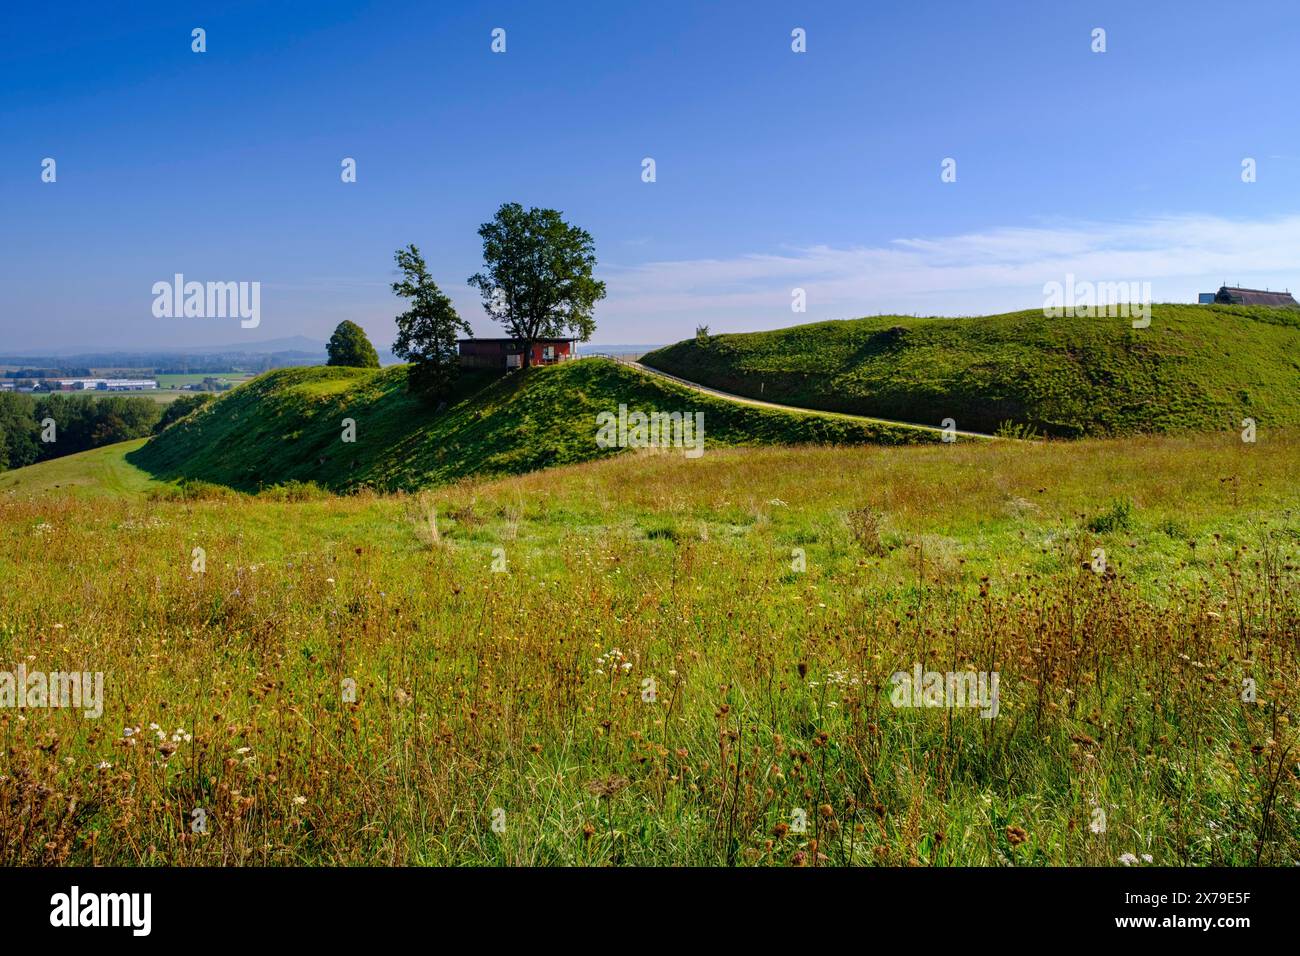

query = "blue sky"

[{"left": 3, "top": 0, "right": 1299, "bottom": 351}]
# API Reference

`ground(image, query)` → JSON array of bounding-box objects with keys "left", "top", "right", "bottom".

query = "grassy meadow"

[{"left": 1, "top": 428, "right": 1297, "bottom": 866}]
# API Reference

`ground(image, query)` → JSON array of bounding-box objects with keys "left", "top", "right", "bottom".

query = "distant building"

[
  {"left": 457, "top": 338, "right": 577, "bottom": 369},
  {"left": 1199, "top": 285, "right": 1299, "bottom": 308},
  {"left": 41, "top": 377, "right": 158, "bottom": 391},
  {"left": 52, "top": 378, "right": 107, "bottom": 390}
]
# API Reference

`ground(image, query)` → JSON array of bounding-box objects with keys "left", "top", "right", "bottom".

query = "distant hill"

[
  {"left": 641, "top": 304, "right": 1300, "bottom": 437},
  {"left": 126, "top": 359, "right": 940, "bottom": 492}
]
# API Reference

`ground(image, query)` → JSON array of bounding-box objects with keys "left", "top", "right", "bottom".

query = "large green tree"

[
  {"left": 391, "top": 244, "right": 471, "bottom": 398},
  {"left": 326, "top": 320, "right": 381, "bottom": 368},
  {"left": 467, "top": 203, "right": 606, "bottom": 367}
]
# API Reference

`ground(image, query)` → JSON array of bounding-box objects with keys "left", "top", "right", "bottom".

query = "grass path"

[
  {"left": 631, "top": 360, "right": 1001, "bottom": 439},
  {"left": 0, "top": 438, "right": 161, "bottom": 497}
]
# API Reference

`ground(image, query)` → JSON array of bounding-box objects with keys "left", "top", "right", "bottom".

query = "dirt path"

[{"left": 628, "top": 361, "right": 1000, "bottom": 440}]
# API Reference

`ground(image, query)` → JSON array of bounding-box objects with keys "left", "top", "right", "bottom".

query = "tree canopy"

[
  {"left": 326, "top": 320, "right": 381, "bottom": 368},
  {"left": 467, "top": 203, "right": 606, "bottom": 367}
]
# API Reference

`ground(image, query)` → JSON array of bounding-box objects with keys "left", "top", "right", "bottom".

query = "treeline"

[
  {"left": 0, "top": 392, "right": 162, "bottom": 471},
  {"left": 3, "top": 367, "right": 93, "bottom": 379}
]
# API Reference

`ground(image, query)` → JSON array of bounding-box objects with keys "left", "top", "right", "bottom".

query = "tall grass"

[{"left": 0, "top": 431, "right": 1296, "bottom": 865}]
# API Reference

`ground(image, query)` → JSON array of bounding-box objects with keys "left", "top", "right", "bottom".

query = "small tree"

[
  {"left": 467, "top": 203, "right": 606, "bottom": 367},
  {"left": 695, "top": 324, "right": 710, "bottom": 345},
  {"left": 326, "top": 320, "right": 380, "bottom": 368},
  {"left": 391, "top": 244, "right": 471, "bottom": 397}
]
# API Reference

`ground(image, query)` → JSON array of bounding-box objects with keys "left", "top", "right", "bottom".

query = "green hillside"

[
  {"left": 127, "top": 358, "right": 942, "bottom": 492},
  {"left": 642, "top": 304, "right": 1300, "bottom": 437}
]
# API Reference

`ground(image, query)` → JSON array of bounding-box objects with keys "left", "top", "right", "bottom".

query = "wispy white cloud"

[{"left": 592, "top": 214, "right": 1300, "bottom": 341}]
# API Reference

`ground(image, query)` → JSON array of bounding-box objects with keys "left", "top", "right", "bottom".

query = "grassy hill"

[
  {"left": 642, "top": 304, "right": 1300, "bottom": 437},
  {"left": 125, "top": 358, "right": 942, "bottom": 493}
]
